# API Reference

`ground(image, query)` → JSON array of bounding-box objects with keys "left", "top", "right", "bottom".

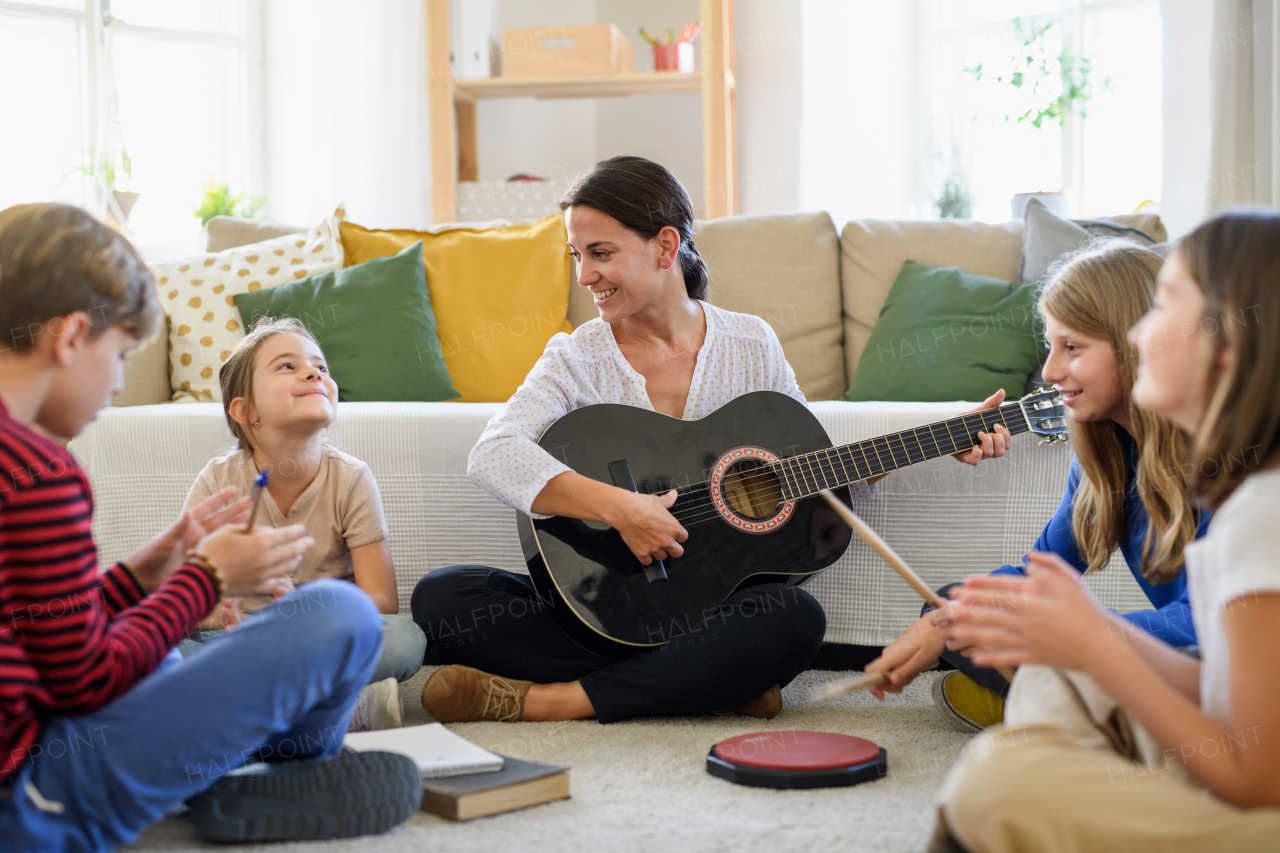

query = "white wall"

[
  {"left": 262, "top": 0, "right": 432, "bottom": 230},
  {"left": 797, "top": 0, "right": 919, "bottom": 224},
  {"left": 735, "top": 0, "right": 804, "bottom": 214}
]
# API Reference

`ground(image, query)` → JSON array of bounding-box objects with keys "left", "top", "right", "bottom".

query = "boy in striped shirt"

[{"left": 0, "top": 204, "right": 419, "bottom": 851}]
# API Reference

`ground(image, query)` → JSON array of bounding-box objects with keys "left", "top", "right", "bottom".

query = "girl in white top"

[
  {"left": 413, "top": 156, "right": 1009, "bottom": 726},
  {"left": 929, "top": 211, "right": 1280, "bottom": 853}
]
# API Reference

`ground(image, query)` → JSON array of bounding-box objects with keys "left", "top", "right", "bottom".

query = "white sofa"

[{"left": 69, "top": 211, "right": 1166, "bottom": 646}]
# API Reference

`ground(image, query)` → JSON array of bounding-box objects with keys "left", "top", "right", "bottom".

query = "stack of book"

[{"left": 344, "top": 723, "right": 569, "bottom": 821}]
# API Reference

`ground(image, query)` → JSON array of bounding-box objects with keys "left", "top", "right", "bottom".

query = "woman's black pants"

[{"left": 410, "top": 565, "right": 826, "bottom": 723}]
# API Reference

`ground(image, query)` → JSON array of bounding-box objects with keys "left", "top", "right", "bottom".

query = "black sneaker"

[{"left": 188, "top": 750, "right": 421, "bottom": 842}]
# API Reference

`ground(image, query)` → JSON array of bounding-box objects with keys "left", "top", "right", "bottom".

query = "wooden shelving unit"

[
  {"left": 453, "top": 71, "right": 704, "bottom": 101},
  {"left": 425, "top": 0, "right": 737, "bottom": 223}
]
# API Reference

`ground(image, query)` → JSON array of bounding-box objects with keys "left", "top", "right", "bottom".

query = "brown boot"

[
  {"left": 731, "top": 684, "right": 782, "bottom": 719},
  {"left": 421, "top": 665, "right": 532, "bottom": 723}
]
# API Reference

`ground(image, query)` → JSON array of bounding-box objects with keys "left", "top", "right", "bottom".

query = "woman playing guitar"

[{"left": 410, "top": 156, "right": 1009, "bottom": 724}]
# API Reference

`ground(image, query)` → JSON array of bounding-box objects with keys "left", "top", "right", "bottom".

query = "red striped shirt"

[{"left": 1, "top": 400, "right": 217, "bottom": 782}]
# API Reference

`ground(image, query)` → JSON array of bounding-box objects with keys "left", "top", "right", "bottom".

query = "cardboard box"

[{"left": 502, "top": 24, "right": 634, "bottom": 78}]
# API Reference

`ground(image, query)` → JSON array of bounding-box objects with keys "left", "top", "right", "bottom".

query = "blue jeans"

[
  {"left": 180, "top": 613, "right": 425, "bottom": 684},
  {"left": 0, "top": 580, "right": 382, "bottom": 853},
  {"left": 375, "top": 614, "right": 427, "bottom": 683}
]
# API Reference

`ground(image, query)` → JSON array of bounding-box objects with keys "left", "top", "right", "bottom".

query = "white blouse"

[{"left": 468, "top": 300, "right": 874, "bottom": 517}]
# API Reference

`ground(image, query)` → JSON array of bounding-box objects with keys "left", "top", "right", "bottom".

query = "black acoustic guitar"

[{"left": 515, "top": 389, "right": 1067, "bottom": 657}]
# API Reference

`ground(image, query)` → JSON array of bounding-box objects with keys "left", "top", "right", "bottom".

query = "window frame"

[{"left": 0, "top": 0, "right": 265, "bottom": 250}]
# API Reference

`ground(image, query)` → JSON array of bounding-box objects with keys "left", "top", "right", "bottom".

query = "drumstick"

[
  {"left": 811, "top": 671, "right": 889, "bottom": 703},
  {"left": 814, "top": 490, "right": 1016, "bottom": 698}
]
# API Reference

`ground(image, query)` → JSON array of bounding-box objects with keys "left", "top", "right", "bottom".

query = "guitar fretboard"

[{"left": 772, "top": 402, "right": 1031, "bottom": 500}]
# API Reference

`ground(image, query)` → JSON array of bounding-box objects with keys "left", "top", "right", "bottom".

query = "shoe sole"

[
  {"left": 931, "top": 673, "right": 985, "bottom": 734},
  {"left": 188, "top": 751, "right": 422, "bottom": 842}
]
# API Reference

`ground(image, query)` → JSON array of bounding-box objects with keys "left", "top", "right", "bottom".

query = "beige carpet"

[{"left": 126, "top": 668, "right": 970, "bottom": 853}]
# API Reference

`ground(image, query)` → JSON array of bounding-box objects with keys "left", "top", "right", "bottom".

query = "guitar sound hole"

[{"left": 722, "top": 459, "right": 781, "bottom": 519}]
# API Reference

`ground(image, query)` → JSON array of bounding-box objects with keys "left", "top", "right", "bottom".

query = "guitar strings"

[
  {"left": 642, "top": 434, "right": 964, "bottom": 498},
  {"left": 641, "top": 434, "right": 969, "bottom": 505},
  {"left": 633, "top": 404, "right": 1028, "bottom": 501},
  {"left": 588, "top": 402, "right": 1054, "bottom": 528},
  {"left": 651, "top": 410, "right": 1046, "bottom": 528}
]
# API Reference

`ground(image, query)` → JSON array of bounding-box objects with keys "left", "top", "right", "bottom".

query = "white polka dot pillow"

[{"left": 153, "top": 212, "right": 344, "bottom": 402}]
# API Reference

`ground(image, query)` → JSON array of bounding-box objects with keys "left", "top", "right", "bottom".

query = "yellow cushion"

[{"left": 339, "top": 216, "right": 572, "bottom": 403}]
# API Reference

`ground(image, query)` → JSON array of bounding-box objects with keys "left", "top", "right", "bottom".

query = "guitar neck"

[{"left": 774, "top": 401, "right": 1032, "bottom": 501}]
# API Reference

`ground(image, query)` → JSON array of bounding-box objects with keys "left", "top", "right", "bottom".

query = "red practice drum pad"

[{"left": 706, "top": 731, "right": 888, "bottom": 789}]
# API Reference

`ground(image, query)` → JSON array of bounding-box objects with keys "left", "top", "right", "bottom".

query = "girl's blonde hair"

[
  {"left": 218, "top": 316, "right": 322, "bottom": 452},
  {"left": 1178, "top": 212, "right": 1280, "bottom": 510},
  {"left": 1040, "top": 240, "right": 1198, "bottom": 584}
]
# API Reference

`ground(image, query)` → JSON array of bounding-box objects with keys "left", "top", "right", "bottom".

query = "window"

[
  {"left": 925, "top": 0, "right": 1162, "bottom": 221},
  {"left": 0, "top": 0, "right": 261, "bottom": 258}
]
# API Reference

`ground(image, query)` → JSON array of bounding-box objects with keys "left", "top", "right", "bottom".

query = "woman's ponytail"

[{"left": 678, "top": 237, "right": 709, "bottom": 301}]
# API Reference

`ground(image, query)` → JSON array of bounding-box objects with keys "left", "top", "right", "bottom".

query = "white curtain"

[{"left": 1208, "top": 0, "right": 1280, "bottom": 210}]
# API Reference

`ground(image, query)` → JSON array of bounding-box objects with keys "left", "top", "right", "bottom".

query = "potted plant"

[{"left": 194, "top": 179, "right": 264, "bottom": 226}]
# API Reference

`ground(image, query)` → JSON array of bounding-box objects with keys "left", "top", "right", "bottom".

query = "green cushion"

[
  {"left": 233, "top": 241, "right": 459, "bottom": 402},
  {"left": 843, "top": 260, "right": 1043, "bottom": 403}
]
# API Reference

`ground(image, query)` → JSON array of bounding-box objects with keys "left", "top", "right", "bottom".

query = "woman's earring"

[
  {"left": 253, "top": 422, "right": 260, "bottom": 428},
  {"left": 662, "top": 261, "right": 669, "bottom": 268}
]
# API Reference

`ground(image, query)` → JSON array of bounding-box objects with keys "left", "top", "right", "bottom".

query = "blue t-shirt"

[{"left": 990, "top": 434, "right": 1208, "bottom": 647}]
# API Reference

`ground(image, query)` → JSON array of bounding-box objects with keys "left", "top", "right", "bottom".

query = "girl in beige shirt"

[{"left": 182, "top": 318, "right": 425, "bottom": 729}]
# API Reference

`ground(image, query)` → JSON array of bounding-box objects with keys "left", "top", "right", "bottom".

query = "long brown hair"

[
  {"left": 218, "top": 316, "right": 322, "bottom": 452},
  {"left": 1040, "top": 240, "right": 1198, "bottom": 583},
  {"left": 559, "top": 155, "right": 710, "bottom": 300},
  {"left": 1178, "top": 212, "right": 1280, "bottom": 510}
]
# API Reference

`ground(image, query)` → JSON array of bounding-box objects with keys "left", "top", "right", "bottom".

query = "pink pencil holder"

[{"left": 653, "top": 42, "right": 694, "bottom": 73}]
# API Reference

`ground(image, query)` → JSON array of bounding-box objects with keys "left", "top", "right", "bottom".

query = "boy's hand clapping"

[
  {"left": 197, "top": 524, "right": 313, "bottom": 597},
  {"left": 124, "top": 487, "right": 250, "bottom": 593},
  {"left": 124, "top": 485, "right": 311, "bottom": 601}
]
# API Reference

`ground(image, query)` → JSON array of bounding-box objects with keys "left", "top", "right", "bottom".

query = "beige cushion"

[
  {"left": 695, "top": 212, "right": 845, "bottom": 401},
  {"left": 205, "top": 216, "right": 307, "bottom": 253},
  {"left": 114, "top": 322, "right": 171, "bottom": 407},
  {"left": 840, "top": 213, "right": 1168, "bottom": 382},
  {"left": 1108, "top": 212, "right": 1167, "bottom": 243}
]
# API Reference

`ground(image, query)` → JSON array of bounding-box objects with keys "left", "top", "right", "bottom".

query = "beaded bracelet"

[{"left": 184, "top": 549, "right": 226, "bottom": 603}]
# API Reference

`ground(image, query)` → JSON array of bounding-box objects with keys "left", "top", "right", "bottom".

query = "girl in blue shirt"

[{"left": 867, "top": 240, "right": 1205, "bottom": 728}]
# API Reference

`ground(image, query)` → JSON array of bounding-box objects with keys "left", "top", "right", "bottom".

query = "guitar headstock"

[{"left": 1019, "top": 386, "right": 1069, "bottom": 445}]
